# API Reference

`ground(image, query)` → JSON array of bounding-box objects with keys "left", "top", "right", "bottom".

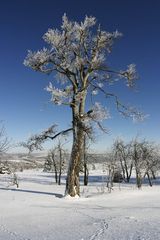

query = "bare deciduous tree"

[
  {"left": 103, "top": 152, "right": 116, "bottom": 192},
  {"left": 130, "top": 138, "right": 159, "bottom": 188},
  {"left": 24, "top": 14, "right": 143, "bottom": 197},
  {"left": 137, "top": 140, "right": 159, "bottom": 187},
  {"left": 113, "top": 139, "right": 133, "bottom": 182},
  {"left": 0, "top": 124, "right": 10, "bottom": 155},
  {"left": 44, "top": 139, "right": 67, "bottom": 185},
  {"left": 0, "top": 123, "right": 11, "bottom": 174}
]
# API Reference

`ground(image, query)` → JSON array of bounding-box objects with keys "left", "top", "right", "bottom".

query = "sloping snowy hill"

[{"left": 0, "top": 169, "right": 160, "bottom": 240}]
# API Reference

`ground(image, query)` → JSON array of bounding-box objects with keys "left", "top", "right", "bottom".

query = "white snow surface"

[{"left": 0, "top": 169, "right": 160, "bottom": 240}]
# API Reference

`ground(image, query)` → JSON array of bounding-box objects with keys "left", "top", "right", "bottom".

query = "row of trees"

[
  {"left": 0, "top": 119, "right": 159, "bottom": 191},
  {"left": 43, "top": 134, "right": 90, "bottom": 186},
  {"left": 43, "top": 136, "right": 160, "bottom": 190},
  {"left": 107, "top": 138, "right": 160, "bottom": 188},
  {"left": 0, "top": 118, "right": 159, "bottom": 194},
  {"left": 44, "top": 139, "right": 67, "bottom": 185}
]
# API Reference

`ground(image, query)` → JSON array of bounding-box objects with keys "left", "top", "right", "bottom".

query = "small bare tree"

[
  {"left": 44, "top": 140, "right": 67, "bottom": 185},
  {"left": 130, "top": 139, "right": 158, "bottom": 188},
  {"left": 104, "top": 152, "right": 116, "bottom": 192},
  {"left": 0, "top": 124, "right": 11, "bottom": 174},
  {"left": 107, "top": 165, "right": 115, "bottom": 193},
  {"left": 138, "top": 140, "right": 159, "bottom": 186},
  {"left": 0, "top": 124, "right": 10, "bottom": 155},
  {"left": 10, "top": 173, "right": 19, "bottom": 188},
  {"left": 113, "top": 139, "right": 133, "bottom": 182},
  {"left": 44, "top": 149, "right": 58, "bottom": 182},
  {"left": 149, "top": 148, "right": 160, "bottom": 179},
  {"left": 79, "top": 133, "right": 93, "bottom": 186}
]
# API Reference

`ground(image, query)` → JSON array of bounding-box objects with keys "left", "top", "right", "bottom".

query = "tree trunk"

[
  {"left": 65, "top": 89, "right": 87, "bottom": 197},
  {"left": 58, "top": 147, "right": 62, "bottom": 185},
  {"left": 136, "top": 171, "right": 142, "bottom": 188},
  {"left": 84, "top": 162, "right": 89, "bottom": 186},
  {"left": 65, "top": 127, "right": 84, "bottom": 196},
  {"left": 124, "top": 158, "right": 129, "bottom": 182},
  {"left": 128, "top": 163, "right": 133, "bottom": 182},
  {"left": 107, "top": 166, "right": 114, "bottom": 193},
  {"left": 83, "top": 135, "right": 89, "bottom": 186},
  {"left": 151, "top": 169, "right": 156, "bottom": 179},
  {"left": 53, "top": 160, "right": 58, "bottom": 183},
  {"left": 120, "top": 158, "right": 126, "bottom": 181},
  {"left": 55, "top": 170, "right": 58, "bottom": 183},
  {"left": 146, "top": 172, "right": 152, "bottom": 187}
]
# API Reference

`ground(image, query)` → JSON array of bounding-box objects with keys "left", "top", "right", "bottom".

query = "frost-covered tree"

[
  {"left": 24, "top": 14, "right": 143, "bottom": 197},
  {"left": 0, "top": 123, "right": 11, "bottom": 174},
  {"left": 113, "top": 139, "right": 133, "bottom": 182},
  {"left": 133, "top": 139, "right": 159, "bottom": 187},
  {"left": 0, "top": 124, "right": 10, "bottom": 155},
  {"left": 44, "top": 140, "right": 67, "bottom": 185}
]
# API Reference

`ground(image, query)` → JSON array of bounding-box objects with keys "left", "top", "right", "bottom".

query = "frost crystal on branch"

[
  {"left": 61, "top": 13, "right": 74, "bottom": 31},
  {"left": 24, "top": 48, "right": 50, "bottom": 71},
  {"left": 90, "top": 102, "right": 110, "bottom": 122},
  {"left": 46, "top": 83, "right": 73, "bottom": 105},
  {"left": 95, "top": 30, "right": 122, "bottom": 53},
  {"left": 128, "top": 107, "right": 148, "bottom": 123},
  {"left": 91, "top": 53, "right": 105, "bottom": 69},
  {"left": 97, "top": 83, "right": 104, "bottom": 88},
  {"left": 120, "top": 64, "right": 138, "bottom": 88},
  {"left": 92, "top": 89, "right": 98, "bottom": 95},
  {"left": 82, "top": 15, "right": 96, "bottom": 29},
  {"left": 43, "top": 29, "right": 62, "bottom": 48}
]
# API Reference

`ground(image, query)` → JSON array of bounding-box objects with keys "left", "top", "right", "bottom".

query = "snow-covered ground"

[{"left": 0, "top": 169, "right": 160, "bottom": 240}]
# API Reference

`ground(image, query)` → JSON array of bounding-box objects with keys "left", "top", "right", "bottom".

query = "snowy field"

[{"left": 0, "top": 169, "right": 160, "bottom": 240}]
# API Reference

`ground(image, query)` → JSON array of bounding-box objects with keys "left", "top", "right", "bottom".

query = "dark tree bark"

[
  {"left": 146, "top": 172, "right": 152, "bottom": 187},
  {"left": 136, "top": 171, "right": 142, "bottom": 189},
  {"left": 58, "top": 147, "right": 62, "bottom": 185},
  {"left": 65, "top": 94, "right": 86, "bottom": 196},
  {"left": 84, "top": 162, "right": 89, "bottom": 186}
]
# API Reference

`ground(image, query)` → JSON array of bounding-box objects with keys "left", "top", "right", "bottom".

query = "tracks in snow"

[
  {"left": 89, "top": 219, "right": 108, "bottom": 240},
  {"left": 76, "top": 208, "right": 108, "bottom": 240},
  {"left": 0, "top": 219, "right": 31, "bottom": 240}
]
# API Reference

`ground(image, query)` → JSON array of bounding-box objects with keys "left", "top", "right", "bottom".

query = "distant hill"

[{"left": 0, "top": 152, "right": 108, "bottom": 172}]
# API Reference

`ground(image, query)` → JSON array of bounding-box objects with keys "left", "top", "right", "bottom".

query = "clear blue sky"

[{"left": 0, "top": 0, "right": 160, "bottom": 152}]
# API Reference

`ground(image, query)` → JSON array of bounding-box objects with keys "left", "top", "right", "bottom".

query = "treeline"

[
  {"left": 104, "top": 138, "right": 160, "bottom": 189},
  {"left": 43, "top": 137, "right": 160, "bottom": 189}
]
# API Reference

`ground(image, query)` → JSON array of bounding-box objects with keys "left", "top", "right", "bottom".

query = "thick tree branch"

[{"left": 21, "top": 127, "right": 73, "bottom": 153}]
